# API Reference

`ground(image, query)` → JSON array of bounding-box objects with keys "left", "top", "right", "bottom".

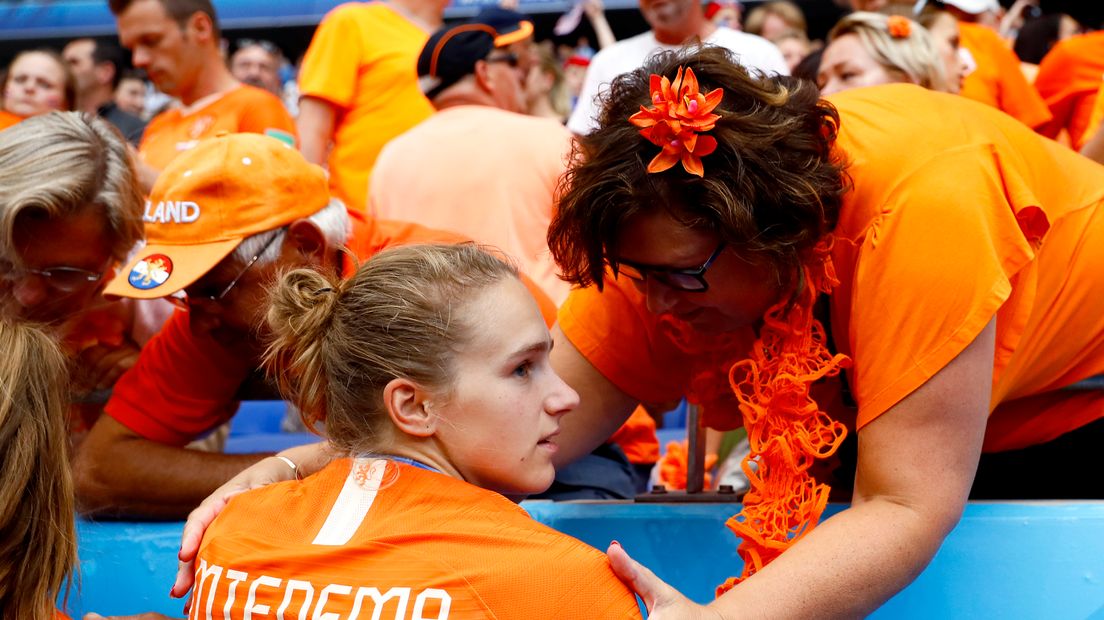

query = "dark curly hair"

[{"left": 549, "top": 45, "right": 850, "bottom": 297}]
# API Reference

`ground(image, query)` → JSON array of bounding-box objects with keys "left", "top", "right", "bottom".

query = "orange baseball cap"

[{"left": 105, "top": 132, "right": 330, "bottom": 299}]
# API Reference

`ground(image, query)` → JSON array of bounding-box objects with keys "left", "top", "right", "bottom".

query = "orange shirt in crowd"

[
  {"left": 138, "top": 85, "right": 296, "bottom": 172},
  {"left": 105, "top": 211, "right": 555, "bottom": 445},
  {"left": 298, "top": 3, "right": 435, "bottom": 211},
  {"left": 1081, "top": 79, "right": 1104, "bottom": 147},
  {"left": 1034, "top": 31, "right": 1104, "bottom": 148},
  {"left": 957, "top": 22, "right": 1051, "bottom": 130},
  {"left": 195, "top": 458, "right": 642, "bottom": 620},
  {"left": 371, "top": 105, "right": 573, "bottom": 304},
  {"left": 559, "top": 84, "right": 1104, "bottom": 453},
  {"left": 0, "top": 109, "right": 23, "bottom": 130}
]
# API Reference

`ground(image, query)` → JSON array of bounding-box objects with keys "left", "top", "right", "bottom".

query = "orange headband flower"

[
  {"left": 628, "top": 66, "right": 724, "bottom": 177},
  {"left": 887, "top": 15, "right": 912, "bottom": 38}
]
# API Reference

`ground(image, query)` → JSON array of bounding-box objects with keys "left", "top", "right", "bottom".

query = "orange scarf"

[{"left": 717, "top": 237, "right": 850, "bottom": 594}]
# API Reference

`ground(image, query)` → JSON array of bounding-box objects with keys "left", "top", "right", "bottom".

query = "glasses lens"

[
  {"left": 660, "top": 272, "right": 707, "bottom": 292},
  {"left": 616, "top": 262, "right": 645, "bottom": 281},
  {"left": 45, "top": 268, "right": 98, "bottom": 292}
]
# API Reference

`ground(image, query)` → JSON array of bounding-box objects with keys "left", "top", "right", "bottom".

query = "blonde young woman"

[
  {"left": 0, "top": 321, "right": 75, "bottom": 619},
  {"left": 818, "top": 12, "right": 954, "bottom": 95},
  {"left": 174, "top": 244, "right": 641, "bottom": 619}
]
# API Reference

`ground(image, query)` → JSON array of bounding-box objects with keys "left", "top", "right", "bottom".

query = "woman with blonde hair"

[
  {"left": 0, "top": 320, "right": 75, "bottom": 619},
  {"left": 174, "top": 244, "right": 641, "bottom": 619},
  {"left": 818, "top": 12, "right": 950, "bottom": 94}
]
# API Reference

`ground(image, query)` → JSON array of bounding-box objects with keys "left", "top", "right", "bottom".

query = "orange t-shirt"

[
  {"left": 958, "top": 22, "right": 1051, "bottom": 130},
  {"left": 1081, "top": 78, "right": 1104, "bottom": 148},
  {"left": 138, "top": 85, "right": 296, "bottom": 172},
  {"left": 559, "top": 84, "right": 1104, "bottom": 453},
  {"left": 299, "top": 2, "right": 435, "bottom": 212},
  {"left": 370, "top": 105, "right": 573, "bottom": 304},
  {"left": 0, "top": 109, "right": 23, "bottom": 130},
  {"left": 195, "top": 458, "right": 642, "bottom": 620},
  {"left": 1034, "top": 31, "right": 1104, "bottom": 148},
  {"left": 106, "top": 211, "right": 555, "bottom": 445}
]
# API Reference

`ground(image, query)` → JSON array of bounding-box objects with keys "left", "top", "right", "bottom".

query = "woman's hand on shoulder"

[
  {"left": 170, "top": 443, "right": 329, "bottom": 598},
  {"left": 607, "top": 542, "right": 727, "bottom": 620}
]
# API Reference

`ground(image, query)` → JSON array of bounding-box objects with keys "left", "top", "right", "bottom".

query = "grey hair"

[
  {"left": 0, "top": 112, "right": 144, "bottom": 263},
  {"left": 828, "top": 12, "right": 949, "bottom": 92},
  {"left": 229, "top": 198, "right": 350, "bottom": 265}
]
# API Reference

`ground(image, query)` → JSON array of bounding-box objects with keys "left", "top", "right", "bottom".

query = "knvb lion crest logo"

[{"left": 128, "top": 254, "right": 174, "bottom": 290}]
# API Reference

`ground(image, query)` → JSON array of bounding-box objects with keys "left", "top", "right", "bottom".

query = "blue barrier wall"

[{"left": 71, "top": 502, "right": 1104, "bottom": 618}]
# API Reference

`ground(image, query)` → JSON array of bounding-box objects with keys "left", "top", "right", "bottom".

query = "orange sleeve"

[
  {"left": 558, "top": 279, "right": 694, "bottom": 404},
  {"left": 0, "top": 110, "right": 23, "bottom": 130},
  {"left": 958, "top": 23, "right": 1050, "bottom": 130},
  {"left": 1081, "top": 80, "right": 1104, "bottom": 149},
  {"left": 298, "top": 4, "right": 364, "bottom": 109},
  {"left": 845, "top": 145, "right": 1049, "bottom": 428}
]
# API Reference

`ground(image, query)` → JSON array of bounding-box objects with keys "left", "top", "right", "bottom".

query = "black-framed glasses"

[
  {"left": 614, "top": 241, "right": 727, "bottom": 292},
  {"left": 167, "top": 230, "right": 283, "bottom": 310},
  {"left": 0, "top": 259, "right": 109, "bottom": 293},
  {"left": 485, "top": 52, "right": 520, "bottom": 68}
]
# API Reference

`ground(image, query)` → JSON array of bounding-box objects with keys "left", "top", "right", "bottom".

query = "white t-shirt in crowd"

[{"left": 567, "top": 28, "right": 789, "bottom": 135}]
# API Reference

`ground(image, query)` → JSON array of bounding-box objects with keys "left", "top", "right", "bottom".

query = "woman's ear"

[
  {"left": 383, "top": 377, "right": 437, "bottom": 438},
  {"left": 281, "top": 219, "right": 327, "bottom": 265}
]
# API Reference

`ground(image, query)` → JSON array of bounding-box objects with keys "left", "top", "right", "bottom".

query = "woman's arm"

[
  {"left": 614, "top": 318, "right": 995, "bottom": 618},
  {"left": 549, "top": 323, "right": 640, "bottom": 468},
  {"left": 171, "top": 441, "right": 334, "bottom": 597}
]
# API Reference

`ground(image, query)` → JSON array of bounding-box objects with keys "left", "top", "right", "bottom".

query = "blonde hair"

[
  {"left": 0, "top": 321, "right": 76, "bottom": 619},
  {"left": 0, "top": 112, "right": 144, "bottom": 264},
  {"left": 744, "top": 1, "right": 807, "bottom": 35},
  {"left": 828, "top": 12, "right": 949, "bottom": 91},
  {"left": 264, "top": 244, "right": 518, "bottom": 455}
]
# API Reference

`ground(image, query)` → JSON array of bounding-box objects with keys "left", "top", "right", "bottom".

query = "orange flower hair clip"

[
  {"left": 628, "top": 66, "right": 724, "bottom": 177},
  {"left": 886, "top": 15, "right": 912, "bottom": 39}
]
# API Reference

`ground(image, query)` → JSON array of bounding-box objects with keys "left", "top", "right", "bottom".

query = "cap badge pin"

[{"left": 128, "top": 254, "right": 174, "bottom": 290}]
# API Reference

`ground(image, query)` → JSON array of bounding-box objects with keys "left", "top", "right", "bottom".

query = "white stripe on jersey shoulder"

[{"left": 312, "top": 457, "right": 389, "bottom": 546}]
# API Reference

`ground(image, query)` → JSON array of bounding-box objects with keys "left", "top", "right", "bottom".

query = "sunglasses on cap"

[{"left": 613, "top": 241, "right": 727, "bottom": 292}]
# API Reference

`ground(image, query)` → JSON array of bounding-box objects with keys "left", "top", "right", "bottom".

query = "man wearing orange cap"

[
  {"left": 110, "top": 0, "right": 296, "bottom": 192},
  {"left": 371, "top": 22, "right": 571, "bottom": 303},
  {"left": 72, "top": 132, "right": 556, "bottom": 518}
]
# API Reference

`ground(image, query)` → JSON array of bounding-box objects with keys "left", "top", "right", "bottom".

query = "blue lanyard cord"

[{"left": 377, "top": 455, "right": 441, "bottom": 474}]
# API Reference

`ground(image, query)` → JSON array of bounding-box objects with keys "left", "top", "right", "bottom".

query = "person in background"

[
  {"left": 562, "top": 54, "right": 590, "bottom": 109},
  {"left": 1033, "top": 27, "right": 1104, "bottom": 148},
  {"left": 0, "top": 321, "right": 75, "bottom": 620},
  {"left": 109, "top": 0, "right": 297, "bottom": 191},
  {"left": 914, "top": 0, "right": 1051, "bottom": 130},
  {"left": 906, "top": 3, "right": 969, "bottom": 93},
  {"left": 113, "top": 69, "right": 148, "bottom": 118},
  {"left": 175, "top": 245, "right": 642, "bottom": 619},
  {"left": 1, "top": 50, "right": 75, "bottom": 130},
  {"left": 228, "top": 39, "right": 283, "bottom": 97},
  {"left": 770, "top": 29, "right": 813, "bottom": 73},
  {"left": 62, "top": 38, "right": 146, "bottom": 145},
  {"left": 566, "top": 0, "right": 788, "bottom": 134},
  {"left": 743, "top": 0, "right": 806, "bottom": 40},
  {"left": 296, "top": 0, "right": 444, "bottom": 211},
  {"left": 818, "top": 13, "right": 949, "bottom": 95},
  {"left": 528, "top": 44, "right": 572, "bottom": 122},
  {"left": 371, "top": 22, "right": 571, "bottom": 306},
  {"left": 704, "top": 0, "right": 743, "bottom": 30}
]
